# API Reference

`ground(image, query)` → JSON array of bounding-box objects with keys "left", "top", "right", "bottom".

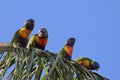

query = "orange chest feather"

[
  {"left": 64, "top": 46, "right": 73, "bottom": 56},
  {"left": 18, "top": 27, "right": 32, "bottom": 39},
  {"left": 35, "top": 36, "right": 48, "bottom": 46}
]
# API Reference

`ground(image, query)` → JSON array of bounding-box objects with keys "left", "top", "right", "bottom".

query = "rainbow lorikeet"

[
  {"left": 27, "top": 27, "right": 48, "bottom": 50},
  {"left": 59, "top": 37, "right": 76, "bottom": 61},
  {"left": 11, "top": 19, "right": 35, "bottom": 48},
  {"left": 74, "top": 57, "right": 100, "bottom": 71},
  {"left": 26, "top": 28, "right": 48, "bottom": 80}
]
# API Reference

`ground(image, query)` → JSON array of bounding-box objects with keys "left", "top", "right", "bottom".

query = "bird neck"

[
  {"left": 64, "top": 45, "right": 73, "bottom": 56},
  {"left": 19, "top": 27, "right": 32, "bottom": 39}
]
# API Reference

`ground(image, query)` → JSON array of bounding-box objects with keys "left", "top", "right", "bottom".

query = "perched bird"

[
  {"left": 11, "top": 19, "right": 35, "bottom": 48},
  {"left": 59, "top": 37, "right": 76, "bottom": 61},
  {"left": 27, "top": 27, "right": 48, "bottom": 50},
  {"left": 74, "top": 57, "right": 100, "bottom": 71},
  {"left": 26, "top": 28, "right": 48, "bottom": 80}
]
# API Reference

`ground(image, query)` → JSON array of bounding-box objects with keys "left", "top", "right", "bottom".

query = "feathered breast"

[
  {"left": 35, "top": 36, "right": 48, "bottom": 46},
  {"left": 19, "top": 27, "right": 32, "bottom": 39},
  {"left": 64, "top": 45, "right": 73, "bottom": 56}
]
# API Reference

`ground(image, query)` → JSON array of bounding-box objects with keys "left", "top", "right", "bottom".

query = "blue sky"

[{"left": 0, "top": 0, "right": 120, "bottom": 80}]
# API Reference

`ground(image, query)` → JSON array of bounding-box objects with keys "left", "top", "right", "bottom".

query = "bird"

[
  {"left": 59, "top": 37, "right": 76, "bottom": 61},
  {"left": 26, "top": 27, "right": 48, "bottom": 80},
  {"left": 74, "top": 57, "right": 100, "bottom": 71},
  {"left": 27, "top": 27, "right": 48, "bottom": 50},
  {"left": 11, "top": 19, "right": 35, "bottom": 48}
]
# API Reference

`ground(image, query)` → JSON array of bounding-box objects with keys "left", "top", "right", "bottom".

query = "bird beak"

[{"left": 39, "top": 32, "right": 43, "bottom": 37}]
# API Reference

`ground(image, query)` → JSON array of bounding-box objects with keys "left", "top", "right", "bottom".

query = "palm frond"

[{"left": 0, "top": 46, "right": 109, "bottom": 80}]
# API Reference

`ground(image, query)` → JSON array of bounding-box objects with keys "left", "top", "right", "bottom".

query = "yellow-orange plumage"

[
  {"left": 27, "top": 27, "right": 48, "bottom": 50},
  {"left": 79, "top": 60, "right": 91, "bottom": 70},
  {"left": 11, "top": 19, "right": 34, "bottom": 48},
  {"left": 59, "top": 37, "right": 76, "bottom": 61},
  {"left": 35, "top": 36, "right": 48, "bottom": 47},
  {"left": 64, "top": 45, "right": 73, "bottom": 56},
  {"left": 75, "top": 57, "right": 100, "bottom": 70},
  {"left": 18, "top": 27, "right": 32, "bottom": 39}
]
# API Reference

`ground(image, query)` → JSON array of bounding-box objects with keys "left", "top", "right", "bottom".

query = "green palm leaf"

[{"left": 0, "top": 46, "right": 109, "bottom": 80}]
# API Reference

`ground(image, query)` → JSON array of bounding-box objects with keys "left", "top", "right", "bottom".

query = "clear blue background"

[{"left": 0, "top": 0, "right": 120, "bottom": 80}]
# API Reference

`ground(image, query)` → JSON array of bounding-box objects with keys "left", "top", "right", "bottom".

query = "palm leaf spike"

[
  {"left": 1, "top": 49, "right": 16, "bottom": 80},
  {"left": 13, "top": 48, "right": 22, "bottom": 80},
  {"left": 34, "top": 59, "right": 49, "bottom": 80},
  {"left": 25, "top": 48, "right": 35, "bottom": 80},
  {"left": 45, "top": 52, "right": 60, "bottom": 80},
  {"left": 34, "top": 58, "right": 43, "bottom": 80}
]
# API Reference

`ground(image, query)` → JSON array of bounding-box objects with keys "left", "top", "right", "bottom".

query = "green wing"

[
  {"left": 11, "top": 30, "right": 19, "bottom": 44},
  {"left": 59, "top": 48, "right": 66, "bottom": 57},
  {"left": 26, "top": 35, "right": 36, "bottom": 49},
  {"left": 74, "top": 57, "right": 93, "bottom": 63}
]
